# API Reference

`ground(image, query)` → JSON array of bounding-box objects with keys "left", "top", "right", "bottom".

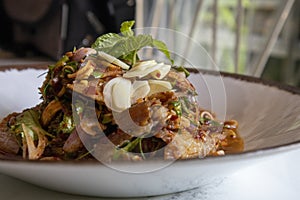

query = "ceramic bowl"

[{"left": 0, "top": 65, "right": 300, "bottom": 197}]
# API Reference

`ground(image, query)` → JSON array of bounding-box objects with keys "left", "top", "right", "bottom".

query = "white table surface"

[{"left": 1, "top": 148, "right": 300, "bottom": 200}]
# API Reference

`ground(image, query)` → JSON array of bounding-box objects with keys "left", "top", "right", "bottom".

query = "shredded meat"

[
  {"left": 107, "top": 129, "right": 133, "bottom": 147},
  {"left": 63, "top": 129, "right": 83, "bottom": 153},
  {"left": 129, "top": 102, "right": 150, "bottom": 126},
  {"left": 0, "top": 113, "right": 20, "bottom": 155},
  {"left": 155, "top": 129, "right": 176, "bottom": 143},
  {"left": 167, "top": 70, "right": 195, "bottom": 92}
]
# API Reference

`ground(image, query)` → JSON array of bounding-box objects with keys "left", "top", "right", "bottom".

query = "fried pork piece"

[
  {"left": 167, "top": 70, "right": 195, "bottom": 93},
  {"left": 164, "top": 129, "right": 220, "bottom": 160},
  {"left": 0, "top": 113, "right": 20, "bottom": 159}
]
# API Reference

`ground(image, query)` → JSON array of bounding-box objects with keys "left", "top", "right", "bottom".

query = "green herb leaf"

[
  {"left": 91, "top": 33, "right": 122, "bottom": 50},
  {"left": 110, "top": 34, "right": 153, "bottom": 64},
  {"left": 56, "top": 55, "right": 69, "bottom": 67},
  {"left": 120, "top": 20, "right": 135, "bottom": 37},
  {"left": 152, "top": 39, "right": 174, "bottom": 65},
  {"left": 58, "top": 114, "right": 75, "bottom": 134},
  {"left": 101, "top": 113, "right": 112, "bottom": 124},
  {"left": 174, "top": 66, "right": 190, "bottom": 77},
  {"left": 112, "top": 137, "right": 141, "bottom": 160},
  {"left": 91, "top": 20, "right": 174, "bottom": 65},
  {"left": 124, "top": 35, "right": 153, "bottom": 53},
  {"left": 13, "top": 109, "right": 54, "bottom": 139},
  {"left": 169, "top": 100, "right": 182, "bottom": 116},
  {"left": 91, "top": 71, "right": 103, "bottom": 79},
  {"left": 122, "top": 137, "right": 141, "bottom": 152}
]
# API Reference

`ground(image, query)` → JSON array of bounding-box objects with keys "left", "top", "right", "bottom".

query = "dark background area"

[
  {"left": 0, "top": 0, "right": 299, "bottom": 87},
  {"left": 0, "top": 0, "right": 135, "bottom": 60}
]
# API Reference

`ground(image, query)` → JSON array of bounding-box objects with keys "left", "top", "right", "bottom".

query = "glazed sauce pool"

[
  {"left": 219, "top": 120, "right": 244, "bottom": 154},
  {"left": 221, "top": 131, "right": 244, "bottom": 154}
]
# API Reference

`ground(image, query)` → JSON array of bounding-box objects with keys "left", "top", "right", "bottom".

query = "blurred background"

[{"left": 0, "top": 0, "right": 299, "bottom": 87}]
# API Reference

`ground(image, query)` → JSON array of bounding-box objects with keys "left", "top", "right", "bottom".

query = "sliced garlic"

[
  {"left": 124, "top": 60, "right": 171, "bottom": 79},
  {"left": 97, "top": 51, "right": 130, "bottom": 70},
  {"left": 151, "top": 64, "right": 171, "bottom": 79},
  {"left": 131, "top": 80, "right": 150, "bottom": 104},
  {"left": 132, "top": 60, "right": 157, "bottom": 70},
  {"left": 112, "top": 80, "right": 131, "bottom": 111},
  {"left": 103, "top": 77, "right": 131, "bottom": 112},
  {"left": 148, "top": 80, "right": 172, "bottom": 95},
  {"left": 123, "top": 60, "right": 157, "bottom": 78}
]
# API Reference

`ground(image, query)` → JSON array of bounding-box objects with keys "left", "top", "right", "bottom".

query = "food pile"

[{"left": 0, "top": 21, "right": 243, "bottom": 161}]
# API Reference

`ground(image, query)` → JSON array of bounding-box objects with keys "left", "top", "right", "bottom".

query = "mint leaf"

[
  {"left": 91, "top": 20, "right": 174, "bottom": 66},
  {"left": 91, "top": 33, "right": 122, "bottom": 50},
  {"left": 153, "top": 39, "right": 174, "bottom": 64},
  {"left": 120, "top": 21, "right": 135, "bottom": 37},
  {"left": 117, "top": 35, "right": 153, "bottom": 65},
  {"left": 94, "top": 34, "right": 153, "bottom": 65},
  {"left": 174, "top": 66, "right": 190, "bottom": 77},
  {"left": 113, "top": 35, "right": 152, "bottom": 56}
]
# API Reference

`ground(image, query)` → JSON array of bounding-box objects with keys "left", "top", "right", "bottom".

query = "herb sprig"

[{"left": 92, "top": 21, "right": 174, "bottom": 66}]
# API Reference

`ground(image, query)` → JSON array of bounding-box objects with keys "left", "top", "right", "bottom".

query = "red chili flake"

[{"left": 170, "top": 115, "right": 178, "bottom": 120}]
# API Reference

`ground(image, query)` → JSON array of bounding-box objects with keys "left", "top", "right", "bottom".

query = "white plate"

[{"left": 0, "top": 66, "right": 300, "bottom": 197}]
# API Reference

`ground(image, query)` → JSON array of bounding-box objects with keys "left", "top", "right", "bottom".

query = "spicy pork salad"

[{"left": 0, "top": 21, "right": 243, "bottom": 161}]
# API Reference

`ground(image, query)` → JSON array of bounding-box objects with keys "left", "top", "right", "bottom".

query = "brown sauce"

[{"left": 221, "top": 131, "right": 244, "bottom": 154}]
